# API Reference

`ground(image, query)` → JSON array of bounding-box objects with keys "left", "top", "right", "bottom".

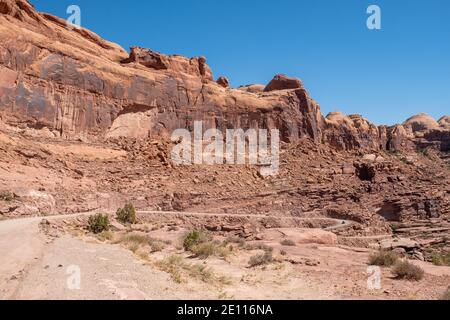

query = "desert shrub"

[
  {"left": 368, "top": 250, "right": 398, "bottom": 267},
  {"left": 157, "top": 255, "right": 184, "bottom": 283},
  {"left": 116, "top": 203, "right": 136, "bottom": 224},
  {"left": 183, "top": 230, "right": 212, "bottom": 251},
  {"left": 280, "top": 239, "right": 296, "bottom": 247},
  {"left": 191, "top": 242, "right": 217, "bottom": 258},
  {"left": 431, "top": 252, "right": 450, "bottom": 266},
  {"left": 0, "top": 191, "right": 13, "bottom": 201},
  {"left": 280, "top": 250, "right": 287, "bottom": 256},
  {"left": 248, "top": 251, "right": 273, "bottom": 268},
  {"left": 148, "top": 237, "right": 170, "bottom": 253},
  {"left": 392, "top": 260, "right": 425, "bottom": 281},
  {"left": 441, "top": 287, "right": 450, "bottom": 300},
  {"left": 120, "top": 233, "right": 148, "bottom": 245},
  {"left": 224, "top": 236, "right": 246, "bottom": 247},
  {"left": 88, "top": 213, "right": 109, "bottom": 234}
]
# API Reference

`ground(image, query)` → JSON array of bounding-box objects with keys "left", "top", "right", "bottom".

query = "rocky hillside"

[{"left": 0, "top": 0, "right": 449, "bottom": 250}]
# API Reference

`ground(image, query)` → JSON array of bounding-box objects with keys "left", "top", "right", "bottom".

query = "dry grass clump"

[
  {"left": 280, "top": 239, "right": 296, "bottom": 247},
  {"left": 182, "top": 230, "right": 233, "bottom": 259},
  {"left": 431, "top": 252, "right": 450, "bottom": 266},
  {"left": 368, "top": 250, "right": 398, "bottom": 267},
  {"left": 392, "top": 260, "right": 424, "bottom": 281},
  {"left": 96, "top": 230, "right": 114, "bottom": 242},
  {"left": 248, "top": 251, "right": 273, "bottom": 268},
  {"left": 157, "top": 255, "right": 230, "bottom": 285},
  {"left": 116, "top": 232, "right": 169, "bottom": 253},
  {"left": 224, "top": 236, "right": 246, "bottom": 247}
]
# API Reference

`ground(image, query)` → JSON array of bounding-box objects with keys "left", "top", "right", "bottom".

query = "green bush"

[
  {"left": 248, "top": 251, "right": 273, "bottom": 268},
  {"left": 368, "top": 250, "right": 399, "bottom": 267},
  {"left": 280, "top": 239, "right": 296, "bottom": 247},
  {"left": 183, "top": 230, "right": 212, "bottom": 251},
  {"left": 392, "top": 260, "right": 424, "bottom": 281},
  {"left": 88, "top": 213, "right": 110, "bottom": 234},
  {"left": 116, "top": 203, "right": 136, "bottom": 224}
]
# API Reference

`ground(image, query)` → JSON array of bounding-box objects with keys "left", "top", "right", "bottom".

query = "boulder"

[
  {"left": 380, "top": 238, "right": 419, "bottom": 251},
  {"left": 216, "top": 76, "right": 230, "bottom": 88},
  {"left": 264, "top": 74, "right": 303, "bottom": 92}
]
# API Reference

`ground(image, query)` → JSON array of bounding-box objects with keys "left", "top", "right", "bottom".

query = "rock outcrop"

[
  {"left": 0, "top": 0, "right": 449, "bottom": 152},
  {"left": 264, "top": 74, "right": 303, "bottom": 92}
]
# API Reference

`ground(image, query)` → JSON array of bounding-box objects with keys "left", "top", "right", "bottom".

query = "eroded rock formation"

[{"left": 1, "top": 0, "right": 448, "bottom": 153}]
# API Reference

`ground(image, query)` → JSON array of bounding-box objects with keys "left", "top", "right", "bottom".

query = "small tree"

[
  {"left": 116, "top": 203, "right": 136, "bottom": 224},
  {"left": 88, "top": 213, "right": 109, "bottom": 234}
]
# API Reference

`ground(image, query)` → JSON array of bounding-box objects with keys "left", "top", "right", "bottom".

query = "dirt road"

[{"left": 0, "top": 214, "right": 214, "bottom": 300}]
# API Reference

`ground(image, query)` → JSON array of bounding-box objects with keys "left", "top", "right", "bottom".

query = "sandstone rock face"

[
  {"left": 238, "top": 84, "right": 265, "bottom": 93},
  {"left": 264, "top": 74, "right": 303, "bottom": 92},
  {"left": 0, "top": 1, "right": 449, "bottom": 153},
  {"left": 404, "top": 113, "right": 440, "bottom": 132},
  {"left": 439, "top": 116, "right": 450, "bottom": 129},
  {"left": 123, "top": 47, "right": 169, "bottom": 70}
]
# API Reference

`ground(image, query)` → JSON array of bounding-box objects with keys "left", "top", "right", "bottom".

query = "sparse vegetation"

[
  {"left": 244, "top": 243, "right": 273, "bottom": 253},
  {"left": 157, "top": 255, "right": 184, "bottom": 283},
  {"left": 248, "top": 251, "right": 273, "bottom": 268},
  {"left": 183, "top": 230, "right": 212, "bottom": 251},
  {"left": 224, "top": 236, "right": 246, "bottom": 247},
  {"left": 157, "top": 254, "right": 230, "bottom": 285},
  {"left": 117, "top": 232, "right": 169, "bottom": 253},
  {"left": 191, "top": 241, "right": 217, "bottom": 259},
  {"left": 116, "top": 203, "right": 136, "bottom": 224},
  {"left": 0, "top": 191, "right": 13, "bottom": 202},
  {"left": 419, "top": 148, "right": 430, "bottom": 158},
  {"left": 431, "top": 252, "right": 450, "bottom": 266},
  {"left": 280, "top": 239, "right": 296, "bottom": 247},
  {"left": 368, "top": 250, "right": 399, "bottom": 267},
  {"left": 87, "top": 213, "right": 110, "bottom": 234},
  {"left": 96, "top": 230, "right": 114, "bottom": 242},
  {"left": 390, "top": 223, "right": 400, "bottom": 232},
  {"left": 392, "top": 260, "right": 425, "bottom": 281}
]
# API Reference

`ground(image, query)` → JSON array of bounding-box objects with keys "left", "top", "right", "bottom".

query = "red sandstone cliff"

[{"left": 0, "top": 0, "right": 448, "bottom": 152}]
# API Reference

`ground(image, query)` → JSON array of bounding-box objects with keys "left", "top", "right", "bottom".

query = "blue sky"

[{"left": 32, "top": 0, "right": 449, "bottom": 125}]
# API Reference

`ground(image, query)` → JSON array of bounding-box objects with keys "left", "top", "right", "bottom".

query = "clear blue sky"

[{"left": 32, "top": 0, "right": 449, "bottom": 125}]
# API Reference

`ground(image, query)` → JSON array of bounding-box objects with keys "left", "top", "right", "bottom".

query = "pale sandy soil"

[{"left": 1, "top": 214, "right": 449, "bottom": 300}]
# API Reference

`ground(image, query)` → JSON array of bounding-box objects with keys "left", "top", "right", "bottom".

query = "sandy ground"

[{"left": 1, "top": 214, "right": 449, "bottom": 300}]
